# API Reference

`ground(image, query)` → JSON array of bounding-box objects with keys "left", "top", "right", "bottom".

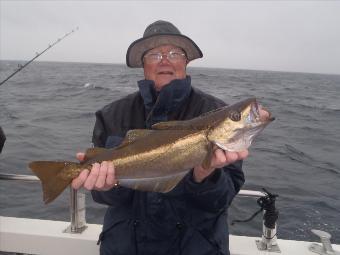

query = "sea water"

[{"left": 0, "top": 60, "right": 339, "bottom": 243}]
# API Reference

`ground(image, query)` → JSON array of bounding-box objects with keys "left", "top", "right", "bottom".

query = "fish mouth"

[
  {"left": 248, "top": 100, "right": 275, "bottom": 125},
  {"left": 215, "top": 101, "right": 274, "bottom": 152},
  {"left": 249, "top": 101, "right": 260, "bottom": 123},
  {"left": 211, "top": 98, "right": 274, "bottom": 152}
]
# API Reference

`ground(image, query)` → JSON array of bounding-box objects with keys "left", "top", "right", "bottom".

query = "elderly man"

[{"left": 72, "top": 20, "right": 249, "bottom": 255}]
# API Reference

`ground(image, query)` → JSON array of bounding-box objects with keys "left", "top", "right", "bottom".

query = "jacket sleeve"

[
  {"left": 92, "top": 110, "right": 107, "bottom": 148},
  {"left": 184, "top": 160, "right": 245, "bottom": 213},
  {"left": 92, "top": 187, "right": 135, "bottom": 206},
  {"left": 91, "top": 110, "right": 135, "bottom": 206}
]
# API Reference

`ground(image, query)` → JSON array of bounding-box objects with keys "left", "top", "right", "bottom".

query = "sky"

[{"left": 1, "top": 1, "right": 340, "bottom": 75}]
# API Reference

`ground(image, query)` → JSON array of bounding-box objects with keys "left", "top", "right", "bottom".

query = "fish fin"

[
  {"left": 201, "top": 143, "right": 214, "bottom": 169},
  {"left": 152, "top": 108, "right": 227, "bottom": 130},
  {"left": 126, "top": 129, "right": 154, "bottom": 142},
  {"left": 85, "top": 147, "right": 109, "bottom": 160},
  {"left": 152, "top": 120, "right": 188, "bottom": 130},
  {"left": 29, "top": 161, "right": 80, "bottom": 204},
  {"left": 118, "top": 170, "right": 189, "bottom": 193},
  {"left": 214, "top": 141, "right": 229, "bottom": 151},
  {"left": 116, "top": 129, "right": 154, "bottom": 149}
]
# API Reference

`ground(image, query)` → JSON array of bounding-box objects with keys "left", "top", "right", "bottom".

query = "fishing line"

[{"left": 0, "top": 27, "right": 79, "bottom": 86}]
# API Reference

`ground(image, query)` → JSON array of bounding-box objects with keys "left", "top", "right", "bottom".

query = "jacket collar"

[{"left": 138, "top": 76, "right": 192, "bottom": 127}]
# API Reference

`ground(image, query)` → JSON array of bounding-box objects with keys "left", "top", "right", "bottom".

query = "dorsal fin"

[
  {"left": 126, "top": 129, "right": 154, "bottom": 142},
  {"left": 114, "top": 129, "right": 154, "bottom": 149},
  {"left": 151, "top": 120, "right": 191, "bottom": 130},
  {"left": 152, "top": 107, "right": 228, "bottom": 131},
  {"left": 85, "top": 147, "right": 109, "bottom": 160}
]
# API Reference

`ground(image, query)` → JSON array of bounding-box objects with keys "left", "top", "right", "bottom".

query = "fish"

[{"left": 29, "top": 97, "right": 274, "bottom": 204}]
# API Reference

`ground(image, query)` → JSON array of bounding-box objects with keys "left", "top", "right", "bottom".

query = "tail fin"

[{"left": 29, "top": 161, "right": 80, "bottom": 204}]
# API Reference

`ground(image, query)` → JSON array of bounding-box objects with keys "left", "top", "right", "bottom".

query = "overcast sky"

[{"left": 1, "top": 1, "right": 340, "bottom": 74}]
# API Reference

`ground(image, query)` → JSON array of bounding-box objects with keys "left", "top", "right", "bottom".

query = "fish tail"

[{"left": 29, "top": 161, "right": 80, "bottom": 204}]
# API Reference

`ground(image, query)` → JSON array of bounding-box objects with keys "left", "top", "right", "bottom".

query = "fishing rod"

[
  {"left": 0, "top": 27, "right": 79, "bottom": 86},
  {"left": 0, "top": 126, "right": 5, "bottom": 153}
]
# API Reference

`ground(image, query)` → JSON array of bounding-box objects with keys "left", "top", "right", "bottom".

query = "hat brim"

[{"left": 126, "top": 34, "right": 203, "bottom": 68}]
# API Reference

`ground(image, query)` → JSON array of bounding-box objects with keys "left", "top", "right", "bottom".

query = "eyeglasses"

[{"left": 143, "top": 50, "right": 187, "bottom": 64}]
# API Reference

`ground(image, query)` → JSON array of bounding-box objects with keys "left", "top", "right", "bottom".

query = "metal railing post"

[
  {"left": 64, "top": 187, "right": 87, "bottom": 233},
  {"left": 255, "top": 211, "right": 280, "bottom": 252}
]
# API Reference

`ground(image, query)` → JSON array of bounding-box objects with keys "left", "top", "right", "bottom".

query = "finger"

[
  {"left": 237, "top": 150, "right": 249, "bottom": 160},
  {"left": 211, "top": 149, "right": 227, "bottom": 168},
  {"left": 76, "top": 152, "right": 86, "bottom": 162},
  {"left": 105, "top": 162, "right": 116, "bottom": 187},
  {"left": 84, "top": 163, "right": 100, "bottom": 190},
  {"left": 71, "top": 169, "right": 89, "bottom": 190},
  {"left": 224, "top": 151, "right": 239, "bottom": 164},
  {"left": 95, "top": 161, "right": 108, "bottom": 189}
]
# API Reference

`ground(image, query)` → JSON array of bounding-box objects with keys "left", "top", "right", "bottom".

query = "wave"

[{"left": 284, "top": 144, "right": 339, "bottom": 175}]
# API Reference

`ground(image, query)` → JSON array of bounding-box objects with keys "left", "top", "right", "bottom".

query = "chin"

[{"left": 155, "top": 78, "right": 174, "bottom": 90}]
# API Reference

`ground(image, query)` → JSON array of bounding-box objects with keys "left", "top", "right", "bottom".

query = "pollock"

[{"left": 29, "top": 98, "right": 274, "bottom": 204}]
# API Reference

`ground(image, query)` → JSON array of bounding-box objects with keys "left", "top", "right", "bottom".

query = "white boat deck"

[{"left": 1, "top": 216, "right": 339, "bottom": 255}]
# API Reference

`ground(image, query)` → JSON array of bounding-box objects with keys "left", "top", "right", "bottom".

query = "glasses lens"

[
  {"left": 144, "top": 51, "right": 186, "bottom": 63},
  {"left": 144, "top": 53, "right": 161, "bottom": 62},
  {"left": 168, "top": 51, "right": 185, "bottom": 62}
]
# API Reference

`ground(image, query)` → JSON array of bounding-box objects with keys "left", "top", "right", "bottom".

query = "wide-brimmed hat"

[{"left": 126, "top": 20, "right": 203, "bottom": 68}]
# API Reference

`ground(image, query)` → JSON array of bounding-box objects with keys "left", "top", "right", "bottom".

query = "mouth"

[{"left": 157, "top": 71, "right": 174, "bottom": 75}]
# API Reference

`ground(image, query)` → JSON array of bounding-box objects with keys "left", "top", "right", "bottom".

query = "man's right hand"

[{"left": 71, "top": 152, "right": 118, "bottom": 191}]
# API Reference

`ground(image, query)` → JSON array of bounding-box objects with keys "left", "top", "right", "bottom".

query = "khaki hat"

[{"left": 126, "top": 20, "right": 203, "bottom": 68}]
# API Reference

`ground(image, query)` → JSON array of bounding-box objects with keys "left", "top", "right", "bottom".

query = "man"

[{"left": 72, "top": 20, "right": 250, "bottom": 255}]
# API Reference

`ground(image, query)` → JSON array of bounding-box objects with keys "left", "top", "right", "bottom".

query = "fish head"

[{"left": 207, "top": 98, "right": 274, "bottom": 151}]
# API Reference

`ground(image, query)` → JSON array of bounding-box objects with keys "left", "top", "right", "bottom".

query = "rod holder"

[
  {"left": 64, "top": 187, "right": 87, "bottom": 233},
  {"left": 256, "top": 216, "right": 281, "bottom": 252},
  {"left": 255, "top": 189, "right": 281, "bottom": 252}
]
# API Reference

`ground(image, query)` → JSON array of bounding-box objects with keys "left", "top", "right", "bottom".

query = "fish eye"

[{"left": 230, "top": 111, "right": 241, "bottom": 121}]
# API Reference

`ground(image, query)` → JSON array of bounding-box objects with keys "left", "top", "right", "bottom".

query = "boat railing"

[
  {"left": 2, "top": 173, "right": 340, "bottom": 255},
  {"left": 0, "top": 173, "right": 267, "bottom": 232},
  {"left": 0, "top": 172, "right": 280, "bottom": 252},
  {"left": 0, "top": 173, "right": 87, "bottom": 234}
]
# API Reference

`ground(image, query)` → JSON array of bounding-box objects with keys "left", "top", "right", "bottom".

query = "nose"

[{"left": 159, "top": 53, "right": 171, "bottom": 64}]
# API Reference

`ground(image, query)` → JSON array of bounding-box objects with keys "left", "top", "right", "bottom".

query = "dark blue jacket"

[{"left": 91, "top": 77, "right": 245, "bottom": 255}]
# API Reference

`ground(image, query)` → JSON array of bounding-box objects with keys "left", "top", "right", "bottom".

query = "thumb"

[{"left": 76, "top": 152, "right": 86, "bottom": 162}]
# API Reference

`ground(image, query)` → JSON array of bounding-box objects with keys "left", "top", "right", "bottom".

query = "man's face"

[{"left": 143, "top": 44, "right": 188, "bottom": 91}]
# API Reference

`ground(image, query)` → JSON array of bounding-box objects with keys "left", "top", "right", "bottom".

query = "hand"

[
  {"left": 71, "top": 152, "right": 118, "bottom": 191},
  {"left": 193, "top": 149, "right": 249, "bottom": 183}
]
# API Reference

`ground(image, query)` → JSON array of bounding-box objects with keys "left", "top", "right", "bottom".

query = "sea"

[{"left": 0, "top": 60, "right": 339, "bottom": 244}]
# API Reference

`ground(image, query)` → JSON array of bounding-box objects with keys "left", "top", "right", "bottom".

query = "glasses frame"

[{"left": 143, "top": 50, "right": 187, "bottom": 64}]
